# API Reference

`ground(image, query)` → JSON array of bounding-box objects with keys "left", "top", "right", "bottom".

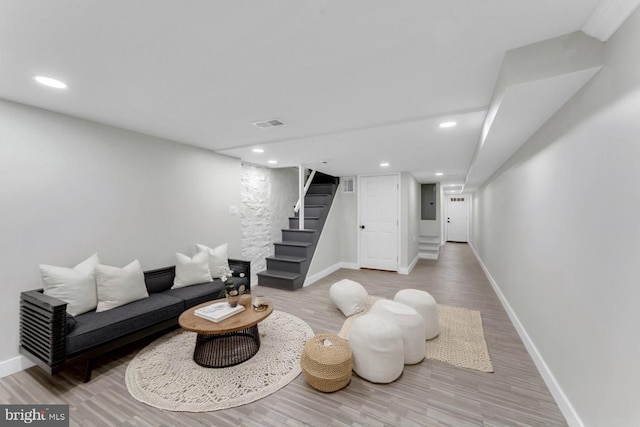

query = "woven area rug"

[
  {"left": 125, "top": 310, "right": 315, "bottom": 412},
  {"left": 338, "top": 297, "right": 493, "bottom": 373}
]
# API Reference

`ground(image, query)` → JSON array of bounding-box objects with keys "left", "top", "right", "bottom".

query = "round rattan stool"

[{"left": 300, "top": 333, "right": 353, "bottom": 392}]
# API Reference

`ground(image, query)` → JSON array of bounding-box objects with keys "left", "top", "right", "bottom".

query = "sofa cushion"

[
  {"left": 40, "top": 253, "right": 100, "bottom": 316},
  {"left": 144, "top": 266, "right": 175, "bottom": 294},
  {"left": 96, "top": 260, "right": 149, "bottom": 312},
  {"left": 164, "top": 280, "right": 225, "bottom": 309},
  {"left": 173, "top": 251, "right": 212, "bottom": 289},
  {"left": 196, "top": 243, "right": 229, "bottom": 279},
  {"left": 66, "top": 293, "right": 183, "bottom": 355},
  {"left": 65, "top": 314, "right": 77, "bottom": 334}
]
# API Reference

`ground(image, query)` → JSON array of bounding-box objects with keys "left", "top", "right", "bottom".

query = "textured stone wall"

[
  {"left": 240, "top": 163, "right": 298, "bottom": 285},
  {"left": 269, "top": 167, "right": 299, "bottom": 245}
]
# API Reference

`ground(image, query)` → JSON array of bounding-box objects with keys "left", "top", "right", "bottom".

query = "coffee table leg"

[{"left": 193, "top": 325, "right": 261, "bottom": 368}]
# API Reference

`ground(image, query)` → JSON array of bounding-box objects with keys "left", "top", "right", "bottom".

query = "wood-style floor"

[{"left": 0, "top": 243, "right": 567, "bottom": 426}]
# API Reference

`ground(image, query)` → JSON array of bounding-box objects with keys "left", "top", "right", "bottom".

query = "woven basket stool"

[{"left": 300, "top": 333, "right": 353, "bottom": 392}]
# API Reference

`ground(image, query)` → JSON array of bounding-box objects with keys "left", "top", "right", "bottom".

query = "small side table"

[{"left": 301, "top": 333, "right": 352, "bottom": 392}]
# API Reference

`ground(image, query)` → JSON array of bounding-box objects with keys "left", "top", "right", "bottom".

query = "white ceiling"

[{"left": 0, "top": 1, "right": 634, "bottom": 189}]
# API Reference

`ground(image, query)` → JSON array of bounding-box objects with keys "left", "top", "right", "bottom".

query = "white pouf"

[
  {"left": 349, "top": 314, "right": 404, "bottom": 383},
  {"left": 369, "top": 299, "right": 426, "bottom": 364},
  {"left": 394, "top": 289, "right": 439, "bottom": 340},
  {"left": 329, "top": 279, "right": 369, "bottom": 317}
]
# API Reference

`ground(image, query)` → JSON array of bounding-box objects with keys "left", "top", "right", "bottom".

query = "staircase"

[
  {"left": 419, "top": 235, "right": 441, "bottom": 260},
  {"left": 257, "top": 172, "right": 339, "bottom": 290}
]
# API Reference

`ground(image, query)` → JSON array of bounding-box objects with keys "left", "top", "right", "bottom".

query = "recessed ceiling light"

[
  {"left": 435, "top": 172, "right": 444, "bottom": 176},
  {"left": 380, "top": 162, "right": 390, "bottom": 167},
  {"left": 252, "top": 148, "right": 264, "bottom": 153},
  {"left": 268, "top": 160, "right": 278, "bottom": 164},
  {"left": 33, "top": 75, "right": 68, "bottom": 89},
  {"left": 439, "top": 121, "right": 457, "bottom": 128}
]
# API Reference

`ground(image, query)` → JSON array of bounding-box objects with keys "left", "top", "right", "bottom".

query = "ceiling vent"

[
  {"left": 342, "top": 177, "right": 356, "bottom": 193},
  {"left": 252, "top": 119, "right": 284, "bottom": 129}
]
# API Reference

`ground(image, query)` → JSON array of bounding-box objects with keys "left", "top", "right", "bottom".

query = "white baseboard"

[
  {"left": 0, "top": 355, "right": 34, "bottom": 379},
  {"left": 468, "top": 243, "right": 584, "bottom": 427},
  {"left": 399, "top": 253, "right": 420, "bottom": 275},
  {"left": 303, "top": 262, "right": 359, "bottom": 287},
  {"left": 340, "top": 262, "right": 359, "bottom": 270}
]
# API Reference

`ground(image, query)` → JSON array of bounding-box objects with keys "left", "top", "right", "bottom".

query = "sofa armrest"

[
  {"left": 20, "top": 290, "right": 68, "bottom": 369},
  {"left": 228, "top": 258, "right": 251, "bottom": 290}
]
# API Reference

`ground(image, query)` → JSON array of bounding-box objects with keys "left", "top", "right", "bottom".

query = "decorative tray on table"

[{"left": 194, "top": 302, "right": 245, "bottom": 323}]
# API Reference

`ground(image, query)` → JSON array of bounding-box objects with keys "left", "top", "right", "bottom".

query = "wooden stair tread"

[
  {"left": 274, "top": 241, "right": 313, "bottom": 247},
  {"left": 265, "top": 255, "right": 306, "bottom": 263},
  {"left": 257, "top": 270, "right": 301, "bottom": 280}
]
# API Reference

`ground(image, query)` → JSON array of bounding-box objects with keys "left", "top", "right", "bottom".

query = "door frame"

[
  {"left": 445, "top": 193, "right": 471, "bottom": 242},
  {"left": 357, "top": 173, "right": 401, "bottom": 271}
]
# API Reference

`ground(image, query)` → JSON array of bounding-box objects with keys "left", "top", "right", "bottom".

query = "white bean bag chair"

[
  {"left": 369, "top": 299, "right": 426, "bottom": 364},
  {"left": 349, "top": 314, "right": 404, "bottom": 383},
  {"left": 394, "top": 289, "right": 440, "bottom": 340},
  {"left": 329, "top": 279, "right": 368, "bottom": 317}
]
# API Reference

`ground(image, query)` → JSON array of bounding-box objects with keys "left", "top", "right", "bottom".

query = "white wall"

[
  {"left": 0, "top": 99, "right": 241, "bottom": 374},
  {"left": 470, "top": 12, "right": 640, "bottom": 427},
  {"left": 339, "top": 183, "right": 358, "bottom": 265},
  {"left": 306, "top": 182, "right": 357, "bottom": 281},
  {"left": 269, "top": 167, "right": 299, "bottom": 248},
  {"left": 400, "top": 173, "right": 420, "bottom": 272}
]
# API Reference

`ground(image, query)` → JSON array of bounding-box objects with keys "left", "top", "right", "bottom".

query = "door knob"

[{"left": 360, "top": 225, "right": 365, "bottom": 229}]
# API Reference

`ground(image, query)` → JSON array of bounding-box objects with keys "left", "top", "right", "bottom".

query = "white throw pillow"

[
  {"left": 329, "top": 279, "right": 369, "bottom": 317},
  {"left": 95, "top": 260, "right": 149, "bottom": 312},
  {"left": 172, "top": 250, "right": 212, "bottom": 289},
  {"left": 40, "top": 253, "right": 100, "bottom": 316},
  {"left": 195, "top": 243, "right": 230, "bottom": 279}
]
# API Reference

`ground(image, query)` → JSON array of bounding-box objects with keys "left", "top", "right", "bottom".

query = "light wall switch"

[{"left": 228, "top": 205, "right": 239, "bottom": 216}]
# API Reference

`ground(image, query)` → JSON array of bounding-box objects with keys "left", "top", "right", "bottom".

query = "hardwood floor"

[{"left": 0, "top": 243, "right": 567, "bottom": 426}]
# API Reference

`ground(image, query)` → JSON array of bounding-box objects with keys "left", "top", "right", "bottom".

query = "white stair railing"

[{"left": 294, "top": 168, "right": 316, "bottom": 230}]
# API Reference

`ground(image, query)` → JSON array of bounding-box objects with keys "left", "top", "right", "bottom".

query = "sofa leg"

[{"left": 83, "top": 359, "right": 94, "bottom": 383}]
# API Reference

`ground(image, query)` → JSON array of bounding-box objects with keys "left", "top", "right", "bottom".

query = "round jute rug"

[{"left": 125, "top": 310, "right": 315, "bottom": 412}]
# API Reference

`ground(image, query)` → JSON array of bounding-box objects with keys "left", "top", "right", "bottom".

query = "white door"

[
  {"left": 446, "top": 195, "right": 468, "bottom": 242},
  {"left": 359, "top": 175, "right": 398, "bottom": 271}
]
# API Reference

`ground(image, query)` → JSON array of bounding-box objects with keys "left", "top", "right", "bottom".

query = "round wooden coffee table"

[{"left": 178, "top": 295, "right": 273, "bottom": 368}]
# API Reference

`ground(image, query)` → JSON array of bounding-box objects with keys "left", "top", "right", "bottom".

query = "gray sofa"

[{"left": 19, "top": 259, "right": 250, "bottom": 381}]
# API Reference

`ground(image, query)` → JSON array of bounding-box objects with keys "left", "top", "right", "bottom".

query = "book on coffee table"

[{"left": 194, "top": 302, "right": 245, "bottom": 323}]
